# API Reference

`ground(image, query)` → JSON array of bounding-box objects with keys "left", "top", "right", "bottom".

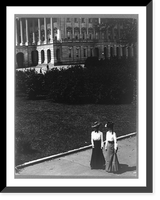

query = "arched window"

[
  {"left": 82, "top": 31, "right": 86, "bottom": 40},
  {"left": 68, "top": 48, "right": 72, "bottom": 58},
  {"left": 56, "top": 49, "right": 60, "bottom": 61},
  {"left": 76, "top": 48, "right": 79, "bottom": 57},
  {"left": 104, "top": 47, "right": 107, "bottom": 59},
  {"left": 16, "top": 52, "right": 24, "bottom": 68},
  {"left": 110, "top": 47, "right": 114, "bottom": 57},
  {"left": 83, "top": 48, "right": 87, "bottom": 57},
  {"left": 90, "top": 48, "right": 93, "bottom": 57},
  {"left": 31, "top": 50, "right": 38, "bottom": 66},
  {"left": 101, "top": 32, "right": 105, "bottom": 39},
  {"left": 94, "top": 47, "right": 99, "bottom": 58},
  {"left": 116, "top": 47, "right": 119, "bottom": 58},
  {"left": 47, "top": 49, "right": 51, "bottom": 63},
  {"left": 67, "top": 31, "right": 72, "bottom": 39},
  {"left": 95, "top": 32, "right": 99, "bottom": 39},
  {"left": 41, "top": 50, "right": 45, "bottom": 63},
  {"left": 122, "top": 47, "right": 126, "bottom": 57}
]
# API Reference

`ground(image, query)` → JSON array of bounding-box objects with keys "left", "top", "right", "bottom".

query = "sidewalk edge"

[{"left": 15, "top": 132, "right": 136, "bottom": 170}]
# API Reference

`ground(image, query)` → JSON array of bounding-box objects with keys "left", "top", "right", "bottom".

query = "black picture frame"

[{"left": 4, "top": 2, "right": 153, "bottom": 193}]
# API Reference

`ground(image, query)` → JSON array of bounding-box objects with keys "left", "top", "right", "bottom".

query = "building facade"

[{"left": 15, "top": 17, "right": 136, "bottom": 69}]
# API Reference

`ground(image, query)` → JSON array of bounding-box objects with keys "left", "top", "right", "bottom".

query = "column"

[
  {"left": 131, "top": 44, "right": 134, "bottom": 57},
  {"left": 126, "top": 46, "right": 128, "bottom": 58},
  {"left": 50, "top": 17, "right": 53, "bottom": 43},
  {"left": 114, "top": 45, "right": 117, "bottom": 56},
  {"left": 106, "top": 27, "right": 109, "bottom": 41},
  {"left": 108, "top": 45, "right": 110, "bottom": 58},
  {"left": 98, "top": 18, "right": 101, "bottom": 24},
  {"left": 87, "top": 46, "right": 90, "bottom": 57},
  {"left": 79, "top": 18, "right": 82, "bottom": 39},
  {"left": 50, "top": 47, "right": 54, "bottom": 64},
  {"left": 64, "top": 18, "right": 66, "bottom": 39},
  {"left": 72, "top": 18, "right": 74, "bottom": 39},
  {"left": 38, "top": 18, "right": 41, "bottom": 45},
  {"left": 86, "top": 18, "right": 88, "bottom": 39},
  {"left": 120, "top": 45, "right": 122, "bottom": 57},
  {"left": 38, "top": 49, "right": 42, "bottom": 64},
  {"left": 118, "top": 23, "right": 121, "bottom": 40},
  {"left": 80, "top": 46, "right": 83, "bottom": 60},
  {"left": 112, "top": 27, "right": 115, "bottom": 41},
  {"left": 20, "top": 18, "right": 24, "bottom": 46},
  {"left": 93, "top": 26, "right": 96, "bottom": 39},
  {"left": 25, "top": 19, "right": 29, "bottom": 46},
  {"left": 44, "top": 49, "right": 48, "bottom": 64},
  {"left": 32, "top": 19, "right": 35, "bottom": 44},
  {"left": 15, "top": 18, "right": 19, "bottom": 46},
  {"left": 57, "top": 18, "right": 61, "bottom": 40},
  {"left": 44, "top": 17, "right": 47, "bottom": 44},
  {"left": 101, "top": 45, "right": 104, "bottom": 59}
]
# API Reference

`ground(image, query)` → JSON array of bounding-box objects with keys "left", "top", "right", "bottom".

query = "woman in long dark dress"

[
  {"left": 90, "top": 121, "right": 105, "bottom": 169},
  {"left": 105, "top": 122, "right": 120, "bottom": 172}
]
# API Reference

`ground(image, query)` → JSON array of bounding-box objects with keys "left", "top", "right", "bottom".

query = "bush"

[
  {"left": 25, "top": 70, "right": 45, "bottom": 99},
  {"left": 15, "top": 70, "right": 27, "bottom": 96},
  {"left": 48, "top": 65, "right": 85, "bottom": 104},
  {"left": 15, "top": 57, "right": 137, "bottom": 104}
]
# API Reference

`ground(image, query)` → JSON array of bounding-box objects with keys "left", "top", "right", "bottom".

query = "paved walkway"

[{"left": 15, "top": 136, "right": 137, "bottom": 178}]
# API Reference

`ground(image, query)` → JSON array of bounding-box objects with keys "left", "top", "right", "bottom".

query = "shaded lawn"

[{"left": 15, "top": 97, "right": 137, "bottom": 165}]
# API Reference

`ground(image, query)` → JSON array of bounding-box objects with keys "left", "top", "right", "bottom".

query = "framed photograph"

[{"left": 5, "top": 2, "right": 152, "bottom": 193}]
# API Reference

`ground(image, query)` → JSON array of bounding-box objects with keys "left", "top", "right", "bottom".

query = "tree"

[{"left": 123, "top": 18, "right": 137, "bottom": 45}]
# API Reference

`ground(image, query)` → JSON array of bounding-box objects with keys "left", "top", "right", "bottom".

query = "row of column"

[
  {"left": 37, "top": 48, "right": 54, "bottom": 64},
  {"left": 106, "top": 45, "right": 134, "bottom": 58},
  {"left": 16, "top": 17, "right": 122, "bottom": 46},
  {"left": 67, "top": 45, "right": 133, "bottom": 60},
  {"left": 64, "top": 19, "right": 119, "bottom": 41},
  {"left": 16, "top": 17, "right": 54, "bottom": 46}
]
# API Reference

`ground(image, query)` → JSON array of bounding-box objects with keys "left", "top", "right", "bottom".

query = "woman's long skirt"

[
  {"left": 90, "top": 140, "right": 105, "bottom": 169},
  {"left": 105, "top": 142, "right": 120, "bottom": 172}
]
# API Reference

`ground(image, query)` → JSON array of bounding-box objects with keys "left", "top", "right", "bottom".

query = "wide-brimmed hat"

[
  {"left": 91, "top": 121, "right": 101, "bottom": 128},
  {"left": 105, "top": 121, "right": 114, "bottom": 128}
]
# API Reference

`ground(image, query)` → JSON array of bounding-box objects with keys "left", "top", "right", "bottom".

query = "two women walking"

[{"left": 90, "top": 121, "right": 120, "bottom": 173}]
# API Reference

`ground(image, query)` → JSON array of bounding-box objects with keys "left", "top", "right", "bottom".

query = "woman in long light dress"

[
  {"left": 105, "top": 122, "right": 120, "bottom": 172},
  {"left": 90, "top": 121, "right": 105, "bottom": 169}
]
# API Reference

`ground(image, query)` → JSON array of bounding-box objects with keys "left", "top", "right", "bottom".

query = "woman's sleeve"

[
  {"left": 91, "top": 132, "right": 94, "bottom": 148},
  {"left": 114, "top": 132, "right": 118, "bottom": 150},
  {"left": 101, "top": 132, "right": 104, "bottom": 149},
  {"left": 105, "top": 132, "right": 108, "bottom": 149}
]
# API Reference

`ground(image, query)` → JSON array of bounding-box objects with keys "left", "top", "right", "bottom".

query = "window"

[
  {"left": 67, "top": 31, "right": 71, "bottom": 39},
  {"left": 67, "top": 18, "right": 71, "bottom": 22},
  {"left": 90, "top": 48, "right": 93, "bottom": 57},
  {"left": 101, "top": 32, "right": 105, "bottom": 39},
  {"left": 75, "top": 31, "right": 79, "bottom": 39},
  {"left": 82, "top": 18, "right": 85, "bottom": 23},
  {"left": 76, "top": 48, "right": 79, "bottom": 57},
  {"left": 82, "top": 32, "right": 86, "bottom": 39},
  {"left": 74, "top": 18, "right": 78, "bottom": 23},
  {"left": 84, "top": 48, "right": 86, "bottom": 57},
  {"left": 89, "top": 18, "right": 92, "bottom": 23},
  {"left": 96, "top": 32, "right": 99, "bottom": 39},
  {"left": 69, "top": 48, "right": 72, "bottom": 58},
  {"left": 89, "top": 33, "right": 92, "bottom": 39}
]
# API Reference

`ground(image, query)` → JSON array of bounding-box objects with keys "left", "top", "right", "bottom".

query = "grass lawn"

[{"left": 15, "top": 97, "right": 137, "bottom": 166}]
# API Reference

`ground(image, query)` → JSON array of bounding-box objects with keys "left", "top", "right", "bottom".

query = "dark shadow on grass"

[{"left": 113, "top": 164, "right": 136, "bottom": 174}]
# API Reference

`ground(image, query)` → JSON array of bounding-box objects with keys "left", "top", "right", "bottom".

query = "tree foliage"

[{"left": 16, "top": 57, "right": 137, "bottom": 104}]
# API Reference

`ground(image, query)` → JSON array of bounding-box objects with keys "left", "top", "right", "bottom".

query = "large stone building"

[{"left": 15, "top": 16, "right": 136, "bottom": 69}]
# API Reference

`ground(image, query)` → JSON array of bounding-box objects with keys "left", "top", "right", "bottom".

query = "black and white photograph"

[{"left": 5, "top": 4, "right": 153, "bottom": 193}]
